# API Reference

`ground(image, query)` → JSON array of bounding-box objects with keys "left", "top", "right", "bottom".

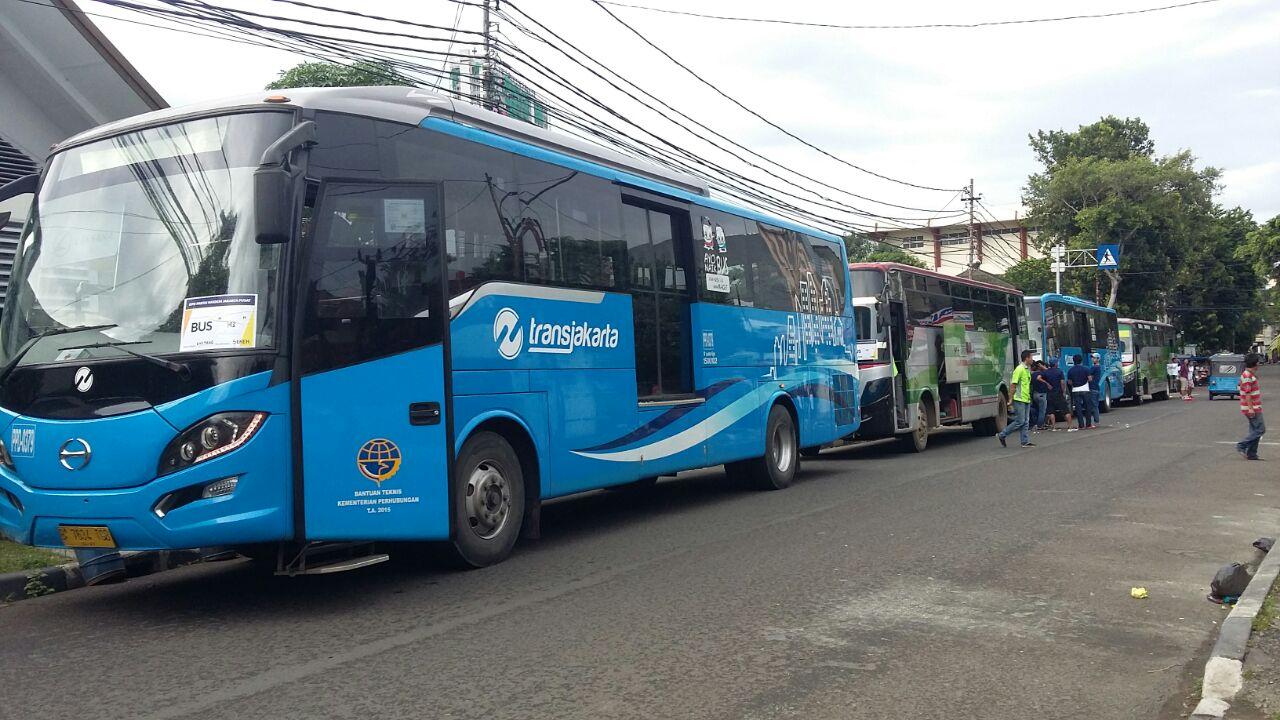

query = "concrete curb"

[
  {"left": 0, "top": 550, "right": 203, "bottom": 604},
  {"left": 1191, "top": 545, "right": 1280, "bottom": 719}
]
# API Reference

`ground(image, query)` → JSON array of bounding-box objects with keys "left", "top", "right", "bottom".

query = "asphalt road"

[{"left": 4, "top": 370, "right": 1279, "bottom": 720}]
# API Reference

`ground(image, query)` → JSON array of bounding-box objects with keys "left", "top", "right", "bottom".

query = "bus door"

[
  {"left": 622, "top": 200, "right": 695, "bottom": 402},
  {"left": 889, "top": 301, "right": 909, "bottom": 428},
  {"left": 295, "top": 181, "right": 452, "bottom": 542}
]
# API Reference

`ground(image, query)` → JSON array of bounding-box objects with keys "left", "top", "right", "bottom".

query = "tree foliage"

[
  {"left": 844, "top": 234, "right": 926, "bottom": 268},
  {"left": 1001, "top": 257, "right": 1054, "bottom": 296},
  {"left": 266, "top": 61, "right": 410, "bottom": 90},
  {"left": 1023, "top": 115, "right": 1267, "bottom": 352},
  {"left": 1238, "top": 214, "right": 1280, "bottom": 282},
  {"left": 1024, "top": 116, "right": 1218, "bottom": 311},
  {"left": 1167, "top": 207, "right": 1264, "bottom": 353}
]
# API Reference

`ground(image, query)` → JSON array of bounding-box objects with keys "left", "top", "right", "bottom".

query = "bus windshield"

[{"left": 1, "top": 112, "right": 293, "bottom": 367}]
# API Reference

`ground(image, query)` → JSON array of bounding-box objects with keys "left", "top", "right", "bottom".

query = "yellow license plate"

[{"left": 57, "top": 525, "right": 117, "bottom": 549}]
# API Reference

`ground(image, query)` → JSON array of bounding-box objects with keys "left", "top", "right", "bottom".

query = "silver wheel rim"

[
  {"left": 915, "top": 404, "right": 928, "bottom": 444},
  {"left": 771, "top": 421, "right": 795, "bottom": 474},
  {"left": 465, "top": 460, "right": 512, "bottom": 540}
]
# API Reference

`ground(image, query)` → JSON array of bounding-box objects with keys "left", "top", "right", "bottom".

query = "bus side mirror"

[
  {"left": 0, "top": 174, "right": 37, "bottom": 203},
  {"left": 254, "top": 121, "right": 316, "bottom": 245},
  {"left": 254, "top": 166, "right": 292, "bottom": 245}
]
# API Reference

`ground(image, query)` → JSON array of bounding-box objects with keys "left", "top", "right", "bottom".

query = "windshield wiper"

[
  {"left": 0, "top": 323, "right": 118, "bottom": 386},
  {"left": 57, "top": 341, "right": 192, "bottom": 381}
]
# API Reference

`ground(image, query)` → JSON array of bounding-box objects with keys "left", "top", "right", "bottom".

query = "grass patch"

[
  {"left": 1253, "top": 586, "right": 1279, "bottom": 634},
  {"left": 0, "top": 540, "right": 66, "bottom": 574}
]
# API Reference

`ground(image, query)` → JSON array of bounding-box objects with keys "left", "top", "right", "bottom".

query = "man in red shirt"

[{"left": 1236, "top": 353, "right": 1265, "bottom": 461}]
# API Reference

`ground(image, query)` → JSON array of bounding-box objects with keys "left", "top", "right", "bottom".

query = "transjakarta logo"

[
  {"left": 493, "top": 308, "right": 523, "bottom": 359},
  {"left": 492, "top": 307, "right": 619, "bottom": 359}
]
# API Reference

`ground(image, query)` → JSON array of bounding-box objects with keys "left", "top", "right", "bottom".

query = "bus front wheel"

[
  {"left": 728, "top": 404, "right": 798, "bottom": 491},
  {"left": 899, "top": 400, "right": 930, "bottom": 453},
  {"left": 450, "top": 431, "right": 526, "bottom": 568}
]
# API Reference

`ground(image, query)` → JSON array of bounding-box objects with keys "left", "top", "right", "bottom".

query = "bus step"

[
  {"left": 274, "top": 542, "right": 389, "bottom": 576},
  {"left": 287, "top": 554, "right": 390, "bottom": 575}
]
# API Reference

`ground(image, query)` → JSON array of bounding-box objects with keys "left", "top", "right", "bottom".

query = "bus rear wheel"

[
  {"left": 899, "top": 400, "right": 930, "bottom": 453},
  {"left": 449, "top": 431, "right": 525, "bottom": 568},
  {"left": 728, "top": 404, "right": 798, "bottom": 491},
  {"left": 972, "top": 393, "right": 1007, "bottom": 436}
]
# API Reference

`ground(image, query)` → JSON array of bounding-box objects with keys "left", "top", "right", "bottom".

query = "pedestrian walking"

[
  {"left": 1236, "top": 353, "right": 1265, "bottom": 461},
  {"left": 1031, "top": 360, "right": 1051, "bottom": 432},
  {"left": 1067, "top": 354, "right": 1093, "bottom": 431},
  {"left": 999, "top": 349, "right": 1035, "bottom": 448},
  {"left": 1087, "top": 352, "right": 1103, "bottom": 427}
]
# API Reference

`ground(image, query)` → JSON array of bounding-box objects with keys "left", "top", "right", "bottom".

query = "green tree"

[
  {"left": 1169, "top": 207, "right": 1264, "bottom": 353},
  {"left": 1001, "top": 257, "right": 1055, "bottom": 296},
  {"left": 1238, "top": 214, "right": 1280, "bottom": 281},
  {"left": 1023, "top": 116, "right": 1219, "bottom": 311},
  {"left": 266, "top": 60, "right": 411, "bottom": 90},
  {"left": 844, "top": 233, "right": 926, "bottom": 268}
]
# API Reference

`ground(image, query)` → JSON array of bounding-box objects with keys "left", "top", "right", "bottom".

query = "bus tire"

[
  {"left": 449, "top": 431, "right": 525, "bottom": 568},
  {"left": 972, "top": 393, "right": 1007, "bottom": 436},
  {"left": 898, "top": 400, "right": 930, "bottom": 453},
  {"left": 1153, "top": 386, "right": 1170, "bottom": 401},
  {"left": 1098, "top": 382, "right": 1113, "bottom": 413},
  {"left": 729, "top": 404, "right": 798, "bottom": 491},
  {"left": 1129, "top": 382, "right": 1141, "bottom": 407}
]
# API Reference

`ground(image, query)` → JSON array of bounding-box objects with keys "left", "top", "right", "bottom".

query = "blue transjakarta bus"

[
  {"left": 1023, "top": 293, "right": 1124, "bottom": 412},
  {"left": 0, "top": 87, "right": 859, "bottom": 571}
]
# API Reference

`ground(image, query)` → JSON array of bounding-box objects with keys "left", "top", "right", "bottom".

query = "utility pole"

[
  {"left": 481, "top": 0, "right": 497, "bottom": 110},
  {"left": 962, "top": 179, "right": 981, "bottom": 271}
]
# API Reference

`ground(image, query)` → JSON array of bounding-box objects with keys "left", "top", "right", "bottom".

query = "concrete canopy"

[{"left": 0, "top": 0, "right": 165, "bottom": 170}]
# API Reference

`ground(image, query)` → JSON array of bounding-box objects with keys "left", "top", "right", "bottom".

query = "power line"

[
  {"left": 80, "top": 0, "right": 953, "bottom": 246},
  {"left": 594, "top": 0, "right": 1224, "bottom": 30},
  {"left": 583, "top": 0, "right": 963, "bottom": 193},
  {"left": 494, "top": 6, "right": 960, "bottom": 224}
]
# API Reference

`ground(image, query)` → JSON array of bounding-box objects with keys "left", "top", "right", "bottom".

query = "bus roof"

[
  {"left": 54, "top": 85, "right": 709, "bottom": 194},
  {"left": 1027, "top": 293, "right": 1117, "bottom": 315},
  {"left": 848, "top": 262, "right": 1022, "bottom": 296},
  {"left": 1117, "top": 317, "right": 1174, "bottom": 329},
  {"left": 50, "top": 85, "right": 843, "bottom": 245}
]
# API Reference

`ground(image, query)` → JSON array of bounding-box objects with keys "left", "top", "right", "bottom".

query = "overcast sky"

[{"left": 85, "top": 0, "right": 1280, "bottom": 231}]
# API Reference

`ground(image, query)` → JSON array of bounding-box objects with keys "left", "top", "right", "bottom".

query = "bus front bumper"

[{"left": 0, "top": 417, "right": 293, "bottom": 551}]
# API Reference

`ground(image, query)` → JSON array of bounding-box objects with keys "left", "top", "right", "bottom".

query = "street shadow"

[{"left": 33, "top": 459, "right": 855, "bottom": 618}]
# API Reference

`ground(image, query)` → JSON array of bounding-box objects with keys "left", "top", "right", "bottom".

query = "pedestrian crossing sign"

[{"left": 1097, "top": 244, "right": 1120, "bottom": 270}]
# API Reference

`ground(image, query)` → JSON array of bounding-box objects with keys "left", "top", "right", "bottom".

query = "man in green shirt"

[{"left": 999, "top": 349, "right": 1036, "bottom": 448}]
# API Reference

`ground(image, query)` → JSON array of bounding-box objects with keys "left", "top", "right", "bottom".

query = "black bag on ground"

[{"left": 1210, "top": 562, "right": 1252, "bottom": 599}]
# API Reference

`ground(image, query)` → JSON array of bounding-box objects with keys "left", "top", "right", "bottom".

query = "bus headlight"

[
  {"left": 0, "top": 438, "right": 13, "bottom": 470},
  {"left": 158, "top": 412, "right": 267, "bottom": 476}
]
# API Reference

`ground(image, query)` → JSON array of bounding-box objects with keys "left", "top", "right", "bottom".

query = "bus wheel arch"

[
  {"left": 727, "top": 397, "right": 799, "bottom": 491},
  {"left": 972, "top": 387, "right": 1007, "bottom": 436},
  {"left": 449, "top": 416, "right": 540, "bottom": 568},
  {"left": 899, "top": 392, "right": 933, "bottom": 453}
]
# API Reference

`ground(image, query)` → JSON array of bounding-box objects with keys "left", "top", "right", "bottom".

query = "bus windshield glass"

[{"left": 1, "top": 112, "right": 293, "bottom": 367}]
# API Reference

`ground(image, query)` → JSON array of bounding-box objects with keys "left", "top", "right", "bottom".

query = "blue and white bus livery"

[
  {"left": 1023, "top": 293, "right": 1124, "bottom": 413},
  {"left": 0, "top": 86, "right": 858, "bottom": 571}
]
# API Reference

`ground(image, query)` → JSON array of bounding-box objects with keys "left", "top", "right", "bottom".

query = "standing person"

[
  {"left": 1031, "top": 360, "right": 1051, "bottom": 432},
  {"left": 1067, "top": 354, "right": 1093, "bottom": 432},
  {"left": 1042, "top": 357, "right": 1067, "bottom": 431},
  {"left": 999, "top": 350, "right": 1035, "bottom": 448},
  {"left": 1179, "top": 359, "right": 1194, "bottom": 400},
  {"left": 1087, "top": 352, "right": 1103, "bottom": 428},
  {"left": 1237, "top": 353, "right": 1265, "bottom": 460}
]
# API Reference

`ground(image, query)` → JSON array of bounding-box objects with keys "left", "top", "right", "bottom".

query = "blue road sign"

[{"left": 1097, "top": 244, "right": 1120, "bottom": 270}]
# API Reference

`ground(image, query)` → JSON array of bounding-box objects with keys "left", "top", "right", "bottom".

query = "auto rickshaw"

[{"left": 1208, "top": 353, "right": 1245, "bottom": 399}]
